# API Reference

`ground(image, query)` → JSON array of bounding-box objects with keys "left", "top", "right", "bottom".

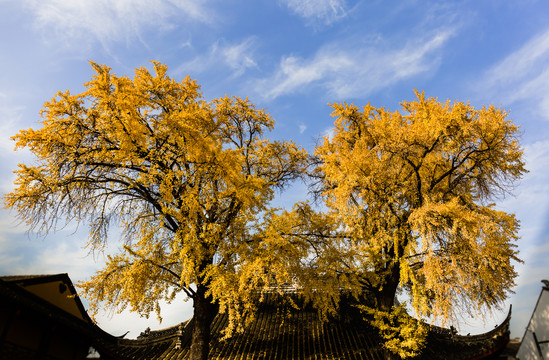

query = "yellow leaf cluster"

[
  {"left": 4, "top": 61, "right": 308, "bottom": 329},
  {"left": 307, "top": 90, "right": 526, "bottom": 355},
  {"left": 5, "top": 69, "right": 526, "bottom": 357},
  {"left": 361, "top": 305, "right": 428, "bottom": 358}
]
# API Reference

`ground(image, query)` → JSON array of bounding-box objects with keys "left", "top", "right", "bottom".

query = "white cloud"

[
  {"left": 298, "top": 122, "right": 307, "bottom": 134},
  {"left": 0, "top": 93, "right": 33, "bottom": 194},
  {"left": 0, "top": 214, "right": 192, "bottom": 338},
  {"left": 0, "top": 216, "right": 25, "bottom": 271},
  {"left": 20, "top": 0, "right": 213, "bottom": 47},
  {"left": 0, "top": 200, "right": 192, "bottom": 338},
  {"left": 0, "top": 217, "right": 102, "bottom": 279},
  {"left": 477, "top": 31, "right": 549, "bottom": 337},
  {"left": 94, "top": 291, "right": 193, "bottom": 338},
  {"left": 176, "top": 37, "right": 258, "bottom": 78},
  {"left": 281, "top": 0, "right": 347, "bottom": 25},
  {"left": 492, "top": 139, "right": 549, "bottom": 335},
  {"left": 218, "top": 38, "right": 258, "bottom": 77},
  {"left": 484, "top": 29, "right": 549, "bottom": 88},
  {"left": 22, "top": 241, "right": 101, "bottom": 279},
  {"left": 254, "top": 29, "right": 454, "bottom": 100},
  {"left": 469, "top": 30, "right": 549, "bottom": 337},
  {"left": 0, "top": 92, "right": 23, "bottom": 154},
  {"left": 506, "top": 140, "right": 549, "bottom": 244},
  {"left": 480, "top": 28, "right": 549, "bottom": 120},
  {"left": 321, "top": 127, "right": 335, "bottom": 141}
]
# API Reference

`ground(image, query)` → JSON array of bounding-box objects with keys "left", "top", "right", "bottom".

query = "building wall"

[
  {"left": 22, "top": 280, "right": 86, "bottom": 321},
  {"left": 0, "top": 301, "right": 90, "bottom": 359},
  {"left": 517, "top": 288, "right": 549, "bottom": 360}
]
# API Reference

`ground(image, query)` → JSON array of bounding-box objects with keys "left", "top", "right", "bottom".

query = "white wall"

[{"left": 517, "top": 287, "right": 549, "bottom": 360}]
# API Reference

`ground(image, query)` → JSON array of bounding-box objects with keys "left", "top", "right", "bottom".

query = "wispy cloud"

[
  {"left": 94, "top": 292, "right": 193, "bottom": 337},
  {"left": 280, "top": 0, "right": 348, "bottom": 25},
  {"left": 478, "top": 31, "right": 549, "bottom": 309},
  {"left": 502, "top": 140, "right": 549, "bottom": 336},
  {"left": 495, "top": 141, "right": 549, "bottom": 243},
  {"left": 20, "top": 0, "right": 213, "bottom": 48},
  {"left": 320, "top": 127, "right": 335, "bottom": 141},
  {"left": 480, "top": 28, "right": 549, "bottom": 120},
  {"left": 0, "top": 93, "right": 32, "bottom": 194},
  {"left": 176, "top": 37, "right": 258, "bottom": 78},
  {"left": 217, "top": 38, "right": 258, "bottom": 77},
  {"left": 254, "top": 29, "right": 454, "bottom": 100},
  {"left": 298, "top": 122, "right": 307, "bottom": 134},
  {"left": 0, "top": 93, "right": 23, "bottom": 154},
  {"left": 0, "top": 206, "right": 192, "bottom": 338},
  {"left": 0, "top": 220, "right": 100, "bottom": 279}
]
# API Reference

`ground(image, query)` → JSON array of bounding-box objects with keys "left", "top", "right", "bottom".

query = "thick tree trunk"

[
  {"left": 189, "top": 284, "right": 218, "bottom": 360},
  {"left": 378, "top": 275, "right": 399, "bottom": 313},
  {"left": 377, "top": 263, "right": 402, "bottom": 360},
  {"left": 377, "top": 263, "right": 400, "bottom": 312}
]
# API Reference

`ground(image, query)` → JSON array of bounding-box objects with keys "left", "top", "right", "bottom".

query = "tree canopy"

[
  {"left": 262, "top": 91, "right": 526, "bottom": 358},
  {"left": 5, "top": 62, "right": 526, "bottom": 359},
  {"left": 5, "top": 61, "right": 307, "bottom": 360}
]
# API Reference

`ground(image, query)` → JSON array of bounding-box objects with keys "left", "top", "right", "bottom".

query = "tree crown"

[
  {"left": 5, "top": 61, "right": 308, "bottom": 323},
  {"left": 314, "top": 90, "right": 525, "bottom": 322}
]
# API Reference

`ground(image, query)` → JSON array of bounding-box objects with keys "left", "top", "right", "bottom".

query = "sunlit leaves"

[
  {"left": 5, "top": 64, "right": 526, "bottom": 358},
  {"left": 361, "top": 305, "right": 428, "bottom": 358},
  {"left": 311, "top": 90, "right": 526, "bottom": 356},
  {"left": 4, "top": 61, "right": 307, "bottom": 334}
]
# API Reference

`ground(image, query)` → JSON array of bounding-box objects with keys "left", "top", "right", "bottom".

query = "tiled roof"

[
  {"left": 112, "top": 293, "right": 511, "bottom": 360},
  {"left": 0, "top": 274, "right": 511, "bottom": 360},
  {"left": 0, "top": 274, "right": 54, "bottom": 282},
  {"left": 420, "top": 310, "right": 511, "bottom": 360},
  {"left": 115, "top": 293, "right": 385, "bottom": 360}
]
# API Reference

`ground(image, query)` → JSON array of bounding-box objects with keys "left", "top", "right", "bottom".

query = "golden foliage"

[
  {"left": 361, "top": 305, "right": 428, "bottom": 358},
  {"left": 5, "top": 69, "right": 526, "bottom": 357},
  {"left": 4, "top": 61, "right": 307, "bottom": 330},
  {"left": 307, "top": 90, "right": 526, "bottom": 355}
]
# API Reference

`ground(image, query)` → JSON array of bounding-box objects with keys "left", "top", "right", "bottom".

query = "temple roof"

[
  {"left": 0, "top": 274, "right": 123, "bottom": 359},
  {"left": 0, "top": 275, "right": 511, "bottom": 359},
  {"left": 113, "top": 293, "right": 511, "bottom": 360},
  {"left": 0, "top": 273, "right": 92, "bottom": 323}
]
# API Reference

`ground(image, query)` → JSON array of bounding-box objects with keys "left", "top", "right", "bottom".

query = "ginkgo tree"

[
  {"left": 4, "top": 61, "right": 307, "bottom": 360},
  {"left": 263, "top": 91, "right": 526, "bottom": 358}
]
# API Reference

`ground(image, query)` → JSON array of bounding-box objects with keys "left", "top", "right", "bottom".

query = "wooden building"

[{"left": 0, "top": 274, "right": 121, "bottom": 359}]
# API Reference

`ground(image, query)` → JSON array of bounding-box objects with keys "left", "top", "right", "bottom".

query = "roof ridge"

[{"left": 0, "top": 274, "right": 68, "bottom": 281}]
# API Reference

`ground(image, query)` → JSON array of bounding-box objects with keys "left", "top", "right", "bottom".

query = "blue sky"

[{"left": 1, "top": 0, "right": 549, "bottom": 340}]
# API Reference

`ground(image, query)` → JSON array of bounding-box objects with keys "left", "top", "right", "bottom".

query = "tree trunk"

[
  {"left": 377, "top": 262, "right": 400, "bottom": 312},
  {"left": 377, "top": 263, "right": 402, "bottom": 360},
  {"left": 189, "top": 284, "right": 218, "bottom": 360}
]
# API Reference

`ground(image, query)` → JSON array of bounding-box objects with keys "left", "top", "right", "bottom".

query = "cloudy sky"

[{"left": 1, "top": 0, "right": 549, "bottom": 340}]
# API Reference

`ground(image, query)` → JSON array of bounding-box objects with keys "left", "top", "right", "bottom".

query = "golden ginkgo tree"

[
  {"left": 265, "top": 91, "right": 526, "bottom": 358},
  {"left": 4, "top": 61, "right": 307, "bottom": 360}
]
